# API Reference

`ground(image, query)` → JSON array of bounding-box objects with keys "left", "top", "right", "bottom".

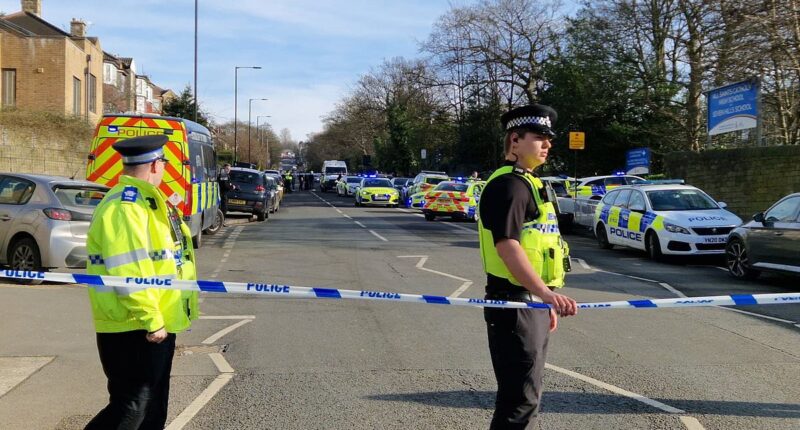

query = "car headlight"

[
  {"left": 664, "top": 222, "right": 690, "bottom": 234},
  {"left": 360, "top": 190, "right": 370, "bottom": 196}
]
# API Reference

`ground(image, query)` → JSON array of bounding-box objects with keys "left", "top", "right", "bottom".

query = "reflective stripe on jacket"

[
  {"left": 478, "top": 166, "right": 569, "bottom": 289},
  {"left": 86, "top": 175, "right": 199, "bottom": 333}
]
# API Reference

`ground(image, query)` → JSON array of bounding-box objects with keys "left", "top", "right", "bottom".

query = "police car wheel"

[
  {"left": 8, "top": 237, "right": 43, "bottom": 285},
  {"left": 725, "top": 239, "right": 760, "bottom": 280},
  {"left": 596, "top": 223, "right": 613, "bottom": 249},
  {"left": 645, "top": 231, "right": 663, "bottom": 260}
]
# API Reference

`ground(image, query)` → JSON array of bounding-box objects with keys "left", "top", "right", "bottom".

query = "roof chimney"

[
  {"left": 70, "top": 18, "right": 86, "bottom": 38},
  {"left": 21, "top": 0, "right": 41, "bottom": 17}
]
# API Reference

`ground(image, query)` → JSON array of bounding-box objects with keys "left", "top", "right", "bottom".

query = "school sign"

[{"left": 707, "top": 79, "right": 759, "bottom": 136}]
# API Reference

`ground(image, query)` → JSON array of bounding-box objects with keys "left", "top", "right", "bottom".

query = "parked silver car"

[{"left": 0, "top": 173, "right": 109, "bottom": 271}]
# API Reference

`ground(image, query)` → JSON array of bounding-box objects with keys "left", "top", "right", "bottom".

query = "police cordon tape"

[{"left": 2, "top": 269, "right": 799, "bottom": 310}]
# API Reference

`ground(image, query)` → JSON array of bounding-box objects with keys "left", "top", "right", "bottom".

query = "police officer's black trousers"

[
  {"left": 85, "top": 330, "right": 176, "bottom": 430},
  {"left": 484, "top": 308, "right": 550, "bottom": 430}
]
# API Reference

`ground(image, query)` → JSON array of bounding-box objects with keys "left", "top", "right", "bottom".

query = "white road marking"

[
  {"left": 354, "top": 221, "right": 367, "bottom": 228},
  {"left": 574, "top": 258, "right": 592, "bottom": 270},
  {"left": 335, "top": 209, "right": 343, "bottom": 214},
  {"left": 658, "top": 282, "right": 688, "bottom": 298},
  {"left": 717, "top": 307, "right": 796, "bottom": 324},
  {"left": 165, "top": 373, "right": 234, "bottom": 430},
  {"left": 397, "top": 208, "right": 412, "bottom": 213},
  {"left": 399, "top": 255, "right": 474, "bottom": 297},
  {"left": 342, "top": 214, "right": 352, "bottom": 219},
  {"left": 168, "top": 315, "right": 253, "bottom": 430},
  {"left": 545, "top": 363, "right": 686, "bottom": 414},
  {"left": 208, "top": 352, "right": 234, "bottom": 373},
  {"left": 414, "top": 214, "right": 425, "bottom": 218},
  {"left": 449, "top": 281, "right": 473, "bottom": 298},
  {"left": 445, "top": 222, "right": 476, "bottom": 233},
  {"left": 202, "top": 318, "right": 253, "bottom": 345},
  {"left": 679, "top": 416, "right": 707, "bottom": 430},
  {"left": 369, "top": 230, "right": 389, "bottom": 242}
]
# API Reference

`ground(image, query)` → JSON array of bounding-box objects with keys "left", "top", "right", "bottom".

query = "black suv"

[
  {"left": 225, "top": 168, "right": 274, "bottom": 221},
  {"left": 726, "top": 193, "right": 800, "bottom": 279}
]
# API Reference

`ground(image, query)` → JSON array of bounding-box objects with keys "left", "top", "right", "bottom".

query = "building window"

[
  {"left": 88, "top": 74, "right": 97, "bottom": 113},
  {"left": 73, "top": 77, "right": 81, "bottom": 115},
  {"left": 2, "top": 69, "right": 16, "bottom": 107},
  {"left": 103, "top": 63, "right": 114, "bottom": 85}
]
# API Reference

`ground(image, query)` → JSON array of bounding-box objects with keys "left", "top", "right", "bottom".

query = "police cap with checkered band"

[
  {"left": 500, "top": 104, "right": 558, "bottom": 138},
  {"left": 112, "top": 135, "right": 169, "bottom": 165}
]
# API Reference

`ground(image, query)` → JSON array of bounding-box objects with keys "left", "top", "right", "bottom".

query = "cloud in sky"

[{"left": 0, "top": 0, "right": 456, "bottom": 139}]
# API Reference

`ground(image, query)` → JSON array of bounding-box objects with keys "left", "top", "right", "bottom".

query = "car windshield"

[
  {"left": 54, "top": 186, "right": 107, "bottom": 209},
  {"left": 230, "top": 171, "right": 261, "bottom": 184},
  {"left": 346, "top": 177, "right": 362, "bottom": 183},
  {"left": 326, "top": 167, "right": 347, "bottom": 174},
  {"left": 425, "top": 177, "right": 447, "bottom": 185},
  {"left": 392, "top": 178, "right": 411, "bottom": 186},
  {"left": 646, "top": 190, "right": 718, "bottom": 211},
  {"left": 549, "top": 182, "right": 569, "bottom": 197},
  {"left": 363, "top": 179, "right": 392, "bottom": 187},
  {"left": 434, "top": 183, "right": 469, "bottom": 192}
]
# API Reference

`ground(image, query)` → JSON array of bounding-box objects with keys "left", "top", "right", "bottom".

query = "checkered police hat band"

[{"left": 506, "top": 116, "right": 552, "bottom": 130}]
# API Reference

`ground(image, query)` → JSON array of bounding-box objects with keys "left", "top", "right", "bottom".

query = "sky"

[
  {"left": 0, "top": 0, "right": 463, "bottom": 140},
  {"left": 2, "top": 0, "right": 580, "bottom": 140}
]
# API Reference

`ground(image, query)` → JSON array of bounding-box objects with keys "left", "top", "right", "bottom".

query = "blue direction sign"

[
  {"left": 707, "top": 79, "right": 759, "bottom": 136},
  {"left": 625, "top": 148, "right": 650, "bottom": 175}
]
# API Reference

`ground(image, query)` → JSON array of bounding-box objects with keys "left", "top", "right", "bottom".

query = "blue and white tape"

[{"left": 2, "top": 270, "right": 799, "bottom": 310}]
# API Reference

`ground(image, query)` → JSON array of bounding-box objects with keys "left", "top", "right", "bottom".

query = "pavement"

[{"left": 1, "top": 189, "right": 798, "bottom": 429}]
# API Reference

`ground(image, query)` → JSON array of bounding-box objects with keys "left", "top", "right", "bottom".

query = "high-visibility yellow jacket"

[
  {"left": 86, "top": 175, "right": 199, "bottom": 333},
  {"left": 478, "top": 165, "right": 569, "bottom": 289}
]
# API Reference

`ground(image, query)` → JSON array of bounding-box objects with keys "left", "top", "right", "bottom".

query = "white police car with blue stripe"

[{"left": 594, "top": 184, "right": 742, "bottom": 259}]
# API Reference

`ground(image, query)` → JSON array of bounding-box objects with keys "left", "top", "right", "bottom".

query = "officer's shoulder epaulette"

[{"left": 120, "top": 186, "right": 139, "bottom": 204}]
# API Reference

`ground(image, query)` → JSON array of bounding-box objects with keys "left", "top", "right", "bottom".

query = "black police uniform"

[{"left": 479, "top": 104, "right": 559, "bottom": 430}]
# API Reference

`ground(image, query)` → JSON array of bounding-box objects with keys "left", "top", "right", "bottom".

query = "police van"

[
  {"left": 86, "top": 114, "right": 221, "bottom": 248},
  {"left": 593, "top": 184, "right": 742, "bottom": 259}
]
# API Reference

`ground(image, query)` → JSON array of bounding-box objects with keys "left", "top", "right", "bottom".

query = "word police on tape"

[{"left": 2, "top": 270, "right": 799, "bottom": 310}]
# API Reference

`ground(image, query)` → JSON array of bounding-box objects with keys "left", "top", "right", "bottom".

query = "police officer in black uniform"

[{"left": 478, "top": 104, "right": 578, "bottom": 429}]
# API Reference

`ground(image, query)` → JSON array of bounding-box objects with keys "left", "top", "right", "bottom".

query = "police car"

[
  {"left": 422, "top": 180, "right": 485, "bottom": 221},
  {"left": 354, "top": 177, "right": 400, "bottom": 207},
  {"left": 570, "top": 174, "right": 643, "bottom": 200},
  {"left": 594, "top": 184, "right": 742, "bottom": 259}
]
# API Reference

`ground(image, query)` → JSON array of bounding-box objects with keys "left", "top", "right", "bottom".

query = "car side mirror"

[
  {"left": 753, "top": 212, "right": 764, "bottom": 223},
  {"left": 630, "top": 206, "right": 646, "bottom": 213},
  {"left": 718, "top": 201, "right": 728, "bottom": 209}
]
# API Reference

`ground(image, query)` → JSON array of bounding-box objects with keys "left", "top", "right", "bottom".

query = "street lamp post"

[
  {"left": 194, "top": 0, "right": 198, "bottom": 122},
  {"left": 248, "top": 98, "right": 268, "bottom": 163},
  {"left": 257, "top": 115, "right": 271, "bottom": 167},
  {"left": 233, "top": 66, "right": 261, "bottom": 163}
]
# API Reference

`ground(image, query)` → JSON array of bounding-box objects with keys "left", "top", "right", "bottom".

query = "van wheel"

[
  {"left": 204, "top": 209, "right": 224, "bottom": 235},
  {"left": 9, "top": 237, "right": 44, "bottom": 285},
  {"left": 646, "top": 231, "right": 662, "bottom": 260},
  {"left": 596, "top": 223, "right": 613, "bottom": 249},
  {"left": 192, "top": 228, "right": 202, "bottom": 249},
  {"left": 425, "top": 213, "right": 435, "bottom": 221}
]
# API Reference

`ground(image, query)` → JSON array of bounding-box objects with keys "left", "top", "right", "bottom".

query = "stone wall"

[
  {"left": 664, "top": 146, "right": 800, "bottom": 219},
  {"left": 0, "top": 116, "right": 91, "bottom": 179}
]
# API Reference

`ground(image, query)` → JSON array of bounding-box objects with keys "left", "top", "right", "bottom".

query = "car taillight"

[
  {"left": 43, "top": 208, "right": 72, "bottom": 221},
  {"left": 255, "top": 185, "right": 266, "bottom": 193}
]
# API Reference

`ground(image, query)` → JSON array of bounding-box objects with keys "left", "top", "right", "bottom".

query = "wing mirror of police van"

[
  {"left": 630, "top": 205, "right": 646, "bottom": 213},
  {"left": 752, "top": 212, "right": 765, "bottom": 223},
  {"left": 718, "top": 201, "right": 728, "bottom": 209}
]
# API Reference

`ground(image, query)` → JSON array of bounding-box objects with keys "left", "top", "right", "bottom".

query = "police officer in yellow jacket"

[
  {"left": 478, "top": 105, "right": 578, "bottom": 429},
  {"left": 84, "top": 135, "right": 199, "bottom": 430}
]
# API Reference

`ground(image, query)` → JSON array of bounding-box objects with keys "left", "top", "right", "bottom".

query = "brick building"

[{"left": 0, "top": 0, "right": 104, "bottom": 123}]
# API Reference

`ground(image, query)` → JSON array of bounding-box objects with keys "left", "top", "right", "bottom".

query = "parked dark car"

[
  {"left": 391, "top": 177, "right": 413, "bottom": 206},
  {"left": 225, "top": 168, "right": 274, "bottom": 221},
  {"left": 726, "top": 193, "right": 800, "bottom": 279}
]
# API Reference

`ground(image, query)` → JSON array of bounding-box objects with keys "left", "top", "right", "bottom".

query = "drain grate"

[{"left": 175, "top": 344, "right": 228, "bottom": 356}]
